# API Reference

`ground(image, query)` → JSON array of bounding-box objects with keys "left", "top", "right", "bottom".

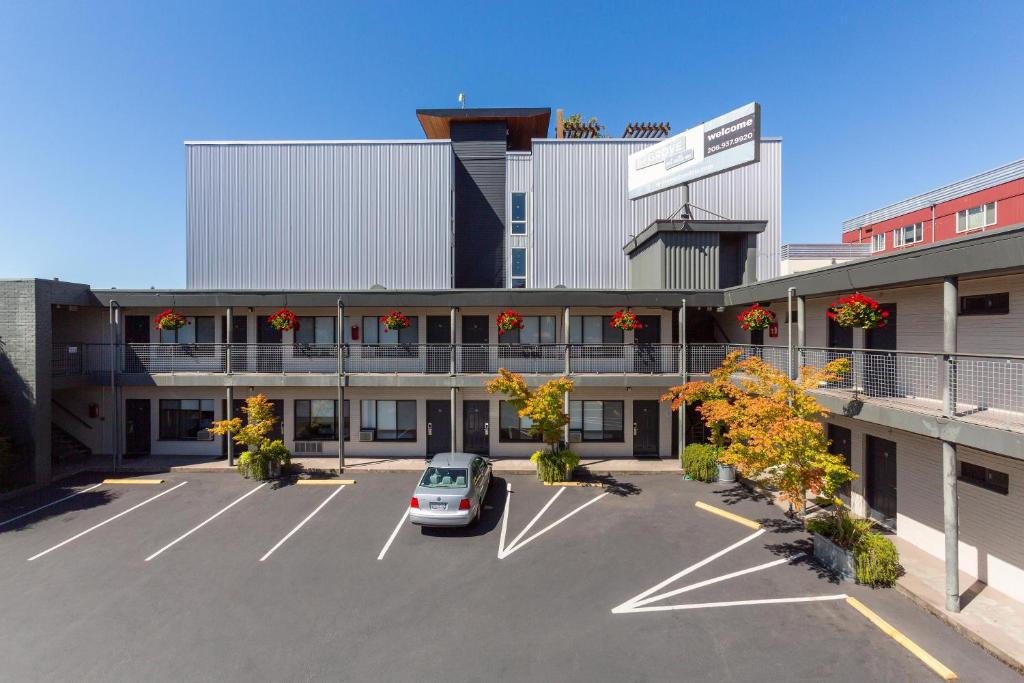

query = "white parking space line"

[
  {"left": 501, "top": 491, "right": 609, "bottom": 559},
  {"left": 613, "top": 528, "right": 765, "bottom": 611},
  {"left": 630, "top": 554, "right": 802, "bottom": 608},
  {"left": 145, "top": 483, "right": 266, "bottom": 562},
  {"left": 622, "top": 595, "right": 849, "bottom": 613},
  {"left": 497, "top": 482, "right": 512, "bottom": 559},
  {"left": 502, "top": 486, "right": 564, "bottom": 557},
  {"left": 377, "top": 509, "right": 410, "bottom": 561},
  {"left": 27, "top": 482, "right": 188, "bottom": 561},
  {"left": 259, "top": 485, "right": 346, "bottom": 562},
  {"left": 1, "top": 483, "right": 103, "bottom": 528}
]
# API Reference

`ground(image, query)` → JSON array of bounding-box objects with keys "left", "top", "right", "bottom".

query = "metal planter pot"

[
  {"left": 716, "top": 463, "right": 736, "bottom": 483},
  {"left": 812, "top": 532, "right": 856, "bottom": 582}
]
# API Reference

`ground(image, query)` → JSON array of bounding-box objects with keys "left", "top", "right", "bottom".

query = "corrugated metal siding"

[
  {"left": 530, "top": 139, "right": 781, "bottom": 288},
  {"left": 665, "top": 232, "right": 719, "bottom": 289},
  {"left": 506, "top": 153, "right": 532, "bottom": 257},
  {"left": 842, "top": 158, "right": 1024, "bottom": 233},
  {"left": 186, "top": 142, "right": 452, "bottom": 289},
  {"left": 781, "top": 243, "right": 871, "bottom": 259},
  {"left": 452, "top": 122, "right": 506, "bottom": 288}
]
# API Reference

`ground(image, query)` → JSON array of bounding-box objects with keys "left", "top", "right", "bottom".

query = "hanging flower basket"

[
  {"left": 267, "top": 308, "right": 299, "bottom": 332},
  {"left": 380, "top": 310, "right": 411, "bottom": 332},
  {"left": 155, "top": 309, "right": 187, "bottom": 332},
  {"left": 737, "top": 303, "right": 775, "bottom": 331},
  {"left": 827, "top": 292, "right": 889, "bottom": 330},
  {"left": 496, "top": 310, "right": 524, "bottom": 336},
  {"left": 610, "top": 309, "right": 644, "bottom": 332}
]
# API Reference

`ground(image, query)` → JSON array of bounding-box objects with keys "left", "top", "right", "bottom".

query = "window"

[
  {"left": 295, "top": 399, "right": 347, "bottom": 440},
  {"left": 296, "top": 317, "right": 336, "bottom": 344},
  {"left": 871, "top": 233, "right": 885, "bottom": 252},
  {"left": 892, "top": 223, "right": 923, "bottom": 247},
  {"left": 362, "top": 316, "right": 419, "bottom": 344},
  {"left": 360, "top": 399, "right": 416, "bottom": 441},
  {"left": 511, "top": 192, "right": 527, "bottom": 234},
  {"left": 957, "top": 202, "right": 996, "bottom": 232},
  {"left": 499, "top": 401, "right": 541, "bottom": 442},
  {"left": 418, "top": 467, "right": 469, "bottom": 488},
  {"left": 569, "top": 400, "right": 624, "bottom": 442},
  {"left": 959, "top": 461, "right": 1009, "bottom": 495},
  {"left": 959, "top": 292, "right": 1009, "bottom": 316},
  {"left": 511, "top": 248, "right": 527, "bottom": 288},
  {"left": 569, "top": 316, "right": 624, "bottom": 344},
  {"left": 159, "top": 399, "right": 214, "bottom": 440},
  {"left": 160, "top": 316, "right": 214, "bottom": 344},
  {"left": 500, "top": 316, "right": 556, "bottom": 344}
]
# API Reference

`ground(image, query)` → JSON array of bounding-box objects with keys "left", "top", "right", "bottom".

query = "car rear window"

[{"left": 419, "top": 467, "right": 470, "bottom": 488}]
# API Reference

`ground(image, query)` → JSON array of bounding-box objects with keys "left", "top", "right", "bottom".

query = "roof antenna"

[{"left": 458, "top": 92, "right": 466, "bottom": 109}]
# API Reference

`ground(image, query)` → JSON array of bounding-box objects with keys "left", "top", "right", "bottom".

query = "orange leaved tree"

[{"left": 661, "top": 350, "right": 854, "bottom": 514}]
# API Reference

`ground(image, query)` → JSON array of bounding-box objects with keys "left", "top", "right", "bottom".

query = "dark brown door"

[
  {"left": 633, "top": 400, "right": 659, "bottom": 456},
  {"left": 256, "top": 317, "right": 282, "bottom": 372},
  {"left": 634, "top": 316, "right": 662, "bottom": 373},
  {"left": 221, "top": 316, "right": 249, "bottom": 372},
  {"left": 864, "top": 304, "right": 896, "bottom": 397},
  {"left": 866, "top": 435, "right": 897, "bottom": 528},
  {"left": 426, "top": 316, "right": 451, "bottom": 374},
  {"left": 426, "top": 400, "right": 452, "bottom": 456},
  {"left": 828, "top": 424, "right": 853, "bottom": 504},
  {"left": 462, "top": 400, "right": 490, "bottom": 455},
  {"left": 124, "top": 399, "right": 151, "bottom": 457},
  {"left": 461, "top": 316, "right": 489, "bottom": 373},
  {"left": 124, "top": 316, "right": 150, "bottom": 373}
]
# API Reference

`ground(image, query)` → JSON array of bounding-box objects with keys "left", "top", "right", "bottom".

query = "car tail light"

[
  {"left": 458, "top": 498, "right": 471, "bottom": 510},
  {"left": 410, "top": 497, "right": 419, "bottom": 509}
]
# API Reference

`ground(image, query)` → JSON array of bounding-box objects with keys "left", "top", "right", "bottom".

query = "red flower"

[
  {"left": 827, "top": 292, "right": 887, "bottom": 330},
  {"left": 495, "top": 310, "right": 524, "bottom": 335},
  {"left": 611, "top": 309, "right": 643, "bottom": 331},
  {"left": 154, "top": 309, "right": 187, "bottom": 331},
  {"left": 267, "top": 308, "right": 299, "bottom": 332},
  {"left": 737, "top": 303, "right": 775, "bottom": 331},
  {"left": 380, "top": 310, "right": 411, "bottom": 331}
]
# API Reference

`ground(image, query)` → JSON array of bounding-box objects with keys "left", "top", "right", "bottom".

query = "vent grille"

[{"left": 294, "top": 441, "right": 324, "bottom": 454}]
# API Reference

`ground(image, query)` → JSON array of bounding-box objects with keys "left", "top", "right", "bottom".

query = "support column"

[
  {"left": 796, "top": 295, "right": 806, "bottom": 372},
  {"left": 450, "top": 387, "right": 457, "bottom": 452},
  {"left": 450, "top": 307, "right": 457, "bottom": 376},
  {"left": 338, "top": 300, "right": 346, "bottom": 470},
  {"left": 941, "top": 275, "right": 959, "bottom": 613},
  {"left": 563, "top": 306, "right": 571, "bottom": 375},
  {"left": 677, "top": 301, "right": 686, "bottom": 456},
  {"left": 226, "top": 385, "right": 235, "bottom": 466},
  {"left": 786, "top": 287, "right": 796, "bottom": 379},
  {"left": 108, "top": 301, "right": 120, "bottom": 473},
  {"left": 563, "top": 391, "right": 570, "bottom": 447}
]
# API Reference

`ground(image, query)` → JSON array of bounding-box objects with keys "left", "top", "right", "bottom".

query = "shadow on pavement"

[{"left": 0, "top": 482, "right": 116, "bottom": 535}]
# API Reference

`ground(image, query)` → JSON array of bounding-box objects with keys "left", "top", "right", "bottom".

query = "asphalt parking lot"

[{"left": 0, "top": 471, "right": 1018, "bottom": 682}]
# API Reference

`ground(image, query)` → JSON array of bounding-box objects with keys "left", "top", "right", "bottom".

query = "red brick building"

[{"left": 843, "top": 158, "right": 1024, "bottom": 254}]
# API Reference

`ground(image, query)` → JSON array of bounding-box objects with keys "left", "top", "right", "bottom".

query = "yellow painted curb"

[
  {"left": 543, "top": 481, "right": 604, "bottom": 488},
  {"left": 102, "top": 478, "right": 165, "bottom": 485},
  {"left": 694, "top": 501, "right": 761, "bottom": 530},
  {"left": 296, "top": 479, "right": 356, "bottom": 486},
  {"left": 845, "top": 597, "right": 957, "bottom": 680}
]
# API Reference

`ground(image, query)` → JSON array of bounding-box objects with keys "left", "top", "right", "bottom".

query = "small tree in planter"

[
  {"left": 155, "top": 309, "right": 186, "bottom": 332},
  {"left": 267, "top": 308, "right": 299, "bottom": 332},
  {"left": 380, "top": 310, "right": 410, "bottom": 332},
  {"left": 610, "top": 309, "right": 644, "bottom": 332},
  {"left": 487, "top": 369, "right": 578, "bottom": 482},
  {"left": 662, "top": 350, "right": 855, "bottom": 514},
  {"left": 827, "top": 292, "right": 889, "bottom": 330},
  {"left": 209, "top": 394, "right": 291, "bottom": 480},
  {"left": 736, "top": 303, "right": 775, "bottom": 332},
  {"left": 495, "top": 310, "right": 524, "bottom": 336}
]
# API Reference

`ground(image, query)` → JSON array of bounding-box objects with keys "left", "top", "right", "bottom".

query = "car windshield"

[{"left": 419, "top": 467, "right": 470, "bottom": 488}]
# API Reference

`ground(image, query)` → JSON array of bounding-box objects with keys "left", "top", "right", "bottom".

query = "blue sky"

[{"left": 1, "top": 1, "right": 1022, "bottom": 288}]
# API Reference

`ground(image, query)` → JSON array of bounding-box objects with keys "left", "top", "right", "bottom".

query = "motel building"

[{"left": 2, "top": 106, "right": 1024, "bottom": 611}]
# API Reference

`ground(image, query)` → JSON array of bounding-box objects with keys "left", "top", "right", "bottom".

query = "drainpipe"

[
  {"left": 450, "top": 386, "right": 457, "bottom": 453},
  {"left": 563, "top": 306, "right": 571, "bottom": 447},
  {"left": 786, "top": 288, "right": 796, "bottom": 379},
  {"left": 450, "top": 306, "right": 457, "bottom": 376},
  {"left": 942, "top": 276, "right": 960, "bottom": 613},
  {"left": 678, "top": 300, "right": 686, "bottom": 456},
  {"left": 337, "top": 298, "right": 345, "bottom": 470},
  {"left": 796, "top": 295, "right": 806, "bottom": 372},
  {"left": 225, "top": 306, "right": 234, "bottom": 467},
  {"left": 108, "top": 300, "right": 119, "bottom": 473}
]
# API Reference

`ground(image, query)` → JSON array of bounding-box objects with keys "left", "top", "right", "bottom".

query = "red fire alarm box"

[
  {"left": 351, "top": 325, "right": 360, "bottom": 341},
  {"left": 768, "top": 322, "right": 779, "bottom": 338},
  {"left": 88, "top": 403, "right": 100, "bottom": 418}
]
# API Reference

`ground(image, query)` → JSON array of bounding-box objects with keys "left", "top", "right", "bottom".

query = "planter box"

[
  {"left": 716, "top": 463, "right": 736, "bottom": 483},
  {"left": 812, "top": 532, "right": 855, "bottom": 582}
]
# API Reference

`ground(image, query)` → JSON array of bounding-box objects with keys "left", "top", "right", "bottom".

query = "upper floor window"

[
  {"left": 511, "top": 248, "right": 527, "bottom": 288},
  {"left": 500, "top": 316, "right": 556, "bottom": 344},
  {"left": 511, "top": 192, "right": 527, "bottom": 235},
  {"left": 957, "top": 202, "right": 996, "bottom": 233},
  {"left": 870, "top": 233, "right": 885, "bottom": 252},
  {"left": 959, "top": 292, "right": 1009, "bottom": 316},
  {"left": 160, "top": 316, "right": 214, "bottom": 344},
  {"left": 362, "top": 316, "right": 419, "bottom": 344},
  {"left": 892, "top": 223, "right": 923, "bottom": 247},
  {"left": 296, "top": 316, "right": 336, "bottom": 345},
  {"left": 569, "top": 316, "right": 623, "bottom": 344}
]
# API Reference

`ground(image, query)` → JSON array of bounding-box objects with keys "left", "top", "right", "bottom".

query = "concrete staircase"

[{"left": 51, "top": 423, "right": 92, "bottom": 466}]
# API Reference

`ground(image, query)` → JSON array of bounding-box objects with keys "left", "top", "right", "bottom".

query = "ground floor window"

[
  {"left": 569, "top": 400, "right": 624, "bottom": 442},
  {"left": 360, "top": 399, "right": 416, "bottom": 441},
  {"left": 958, "top": 460, "right": 1009, "bottom": 495},
  {"left": 159, "top": 399, "right": 214, "bottom": 440},
  {"left": 499, "top": 401, "right": 540, "bottom": 442},
  {"left": 295, "top": 399, "right": 348, "bottom": 440}
]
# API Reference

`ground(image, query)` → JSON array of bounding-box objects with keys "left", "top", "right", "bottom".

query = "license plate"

[{"left": 429, "top": 502, "right": 447, "bottom": 511}]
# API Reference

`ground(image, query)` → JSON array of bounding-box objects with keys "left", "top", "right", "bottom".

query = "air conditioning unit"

[
  {"left": 359, "top": 430, "right": 375, "bottom": 442},
  {"left": 568, "top": 430, "right": 583, "bottom": 443},
  {"left": 294, "top": 441, "right": 323, "bottom": 455},
  {"left": 197, "top": 430, "right": 214, "bottom": 442}
]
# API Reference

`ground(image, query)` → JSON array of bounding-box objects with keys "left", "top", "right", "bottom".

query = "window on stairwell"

[
  {"left": 511, "top": 192, "right": 527, "bottom": 235},
  {"left": 511, "top": 248, "right": 527, "bottom": 288}
]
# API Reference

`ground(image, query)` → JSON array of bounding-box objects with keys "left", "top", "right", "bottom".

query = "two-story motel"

[{"left": 2, "top": 107, "right": 1023, "bottom": 610}]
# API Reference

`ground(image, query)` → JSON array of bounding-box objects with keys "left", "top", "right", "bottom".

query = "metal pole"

[
  {"left": 678, "top": 300, "right": 687, "bottom": 457},
  {"left": 108, "top": 301, "right": 119, "bottom": 473},
  {"left": 450, "top": 387, "right": 457, "bottom": 452},
  {"left": 337, "top": 299, "right": 345, "bottom": 470},
  {"left": 796, "top": 295, "right": 806, "bottom": 373},
  {"left": 563, "top": 306, "right": 571, "bottom": 375},
  {"left": 942, "top": 277, "right": 958, "bottom": 418},
  {"left": 941, "top": 276, "right": 960, "bottom": 613},
  {"left": 450, "top": 306, "right": 457, "bottom": 376},
  {"left": 226, "top": 385, "right": 234, "bottom": 466},
  {"left": 786, "top": 287, "right": 796, "bottom": 379},
  {"left": 225, "top": 306, "right": 233, "bottom": 375}
]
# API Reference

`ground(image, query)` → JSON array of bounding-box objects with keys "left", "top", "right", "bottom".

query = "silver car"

[{"left": 409, "top": 452, "right": 492, "bottom": 527}]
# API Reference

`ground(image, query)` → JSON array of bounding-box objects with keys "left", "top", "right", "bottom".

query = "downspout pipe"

[
  {"left": 337, "top": 298, "right": 345, "bottom": 471},
  {"left": 108, "top": 300, "right": 119, "bottom": 473}
]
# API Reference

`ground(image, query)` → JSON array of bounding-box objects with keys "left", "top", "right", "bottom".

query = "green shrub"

[
  {"left": 236, "top": 439, "right": 291, "bottom": 480},
  {"left": 854, "top": 532, "right": 903, "bottom": 587},
  {"left": 531, "top": 449, "right": 580, "bottom": 483},
  {"left": 682, "top": 444, "right": 720, "bottom": 482},
  {"left": 807, "top": 504, "right": 874, "bottom": 550}
]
